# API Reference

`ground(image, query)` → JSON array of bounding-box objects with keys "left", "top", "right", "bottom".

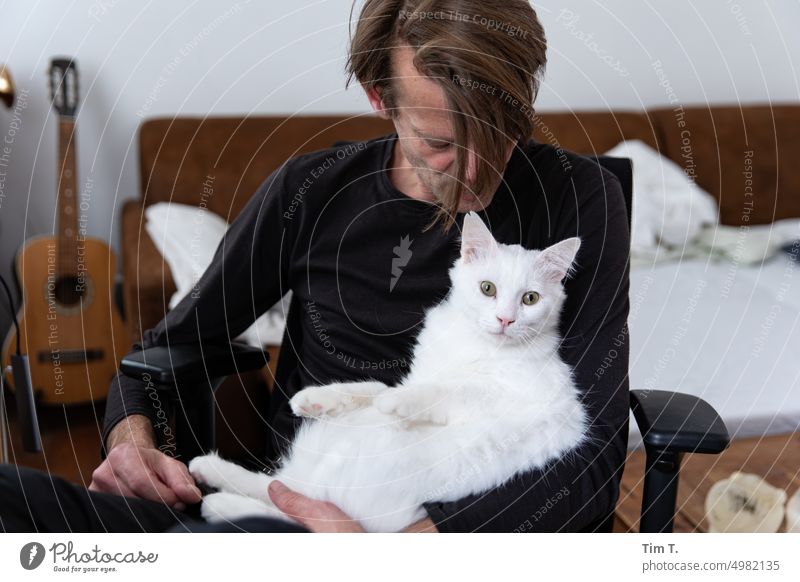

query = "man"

[{"left": 0, "top": 0, "right": 630, "bottom": 533}]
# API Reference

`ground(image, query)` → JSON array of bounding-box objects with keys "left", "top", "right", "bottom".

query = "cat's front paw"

[
  {"left": 201, "top": 492, "right": 285, "bottom": 523},
  {"left": 375, "top": 391, "right": 448, "bottom": 426},
  {"left": 188, "top": 452, "right": 240, "bottom": 493},
  {"left": 290, "top": 386, "right": 351, "bottom": 418}
]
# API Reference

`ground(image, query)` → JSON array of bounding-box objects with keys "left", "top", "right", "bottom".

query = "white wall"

[{"left": 1, "top": 0, "right": 798, "bottom": 336}]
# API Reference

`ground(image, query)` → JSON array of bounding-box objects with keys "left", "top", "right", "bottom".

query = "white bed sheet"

[{"left": 627, "top": 251, "right": 800, "bottom": 449}]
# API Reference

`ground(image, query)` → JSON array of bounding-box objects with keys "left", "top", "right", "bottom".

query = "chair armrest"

[
  {"left": 631, "top": 389, "right": 729, "bottom": 533},
  {"left": 630, "top": 389, "right": 730, "bottom": 454},
  {"left": 119, "top": 342, "right": 269, "bottom": 386},
  {"left": 118, "top": 342, "right": 268, "bottom": 461}
]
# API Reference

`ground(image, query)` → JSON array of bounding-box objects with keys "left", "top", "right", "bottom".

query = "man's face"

[{"left": 366, "top": 46, "right": 516, "bottom": 213}]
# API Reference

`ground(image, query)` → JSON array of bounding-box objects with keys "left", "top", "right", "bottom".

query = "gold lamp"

[{"left": 0, "top": 64, "right": 15, "bottom": 108}]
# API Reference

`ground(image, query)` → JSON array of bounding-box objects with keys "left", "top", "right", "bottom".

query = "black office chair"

[{"left": 120, "top": 154, "right": 730, "bottom": 533}]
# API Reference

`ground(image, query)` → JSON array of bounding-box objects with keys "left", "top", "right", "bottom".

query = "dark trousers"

[{"left": 0, "top": 464, "right": 308, "bottom": 533}]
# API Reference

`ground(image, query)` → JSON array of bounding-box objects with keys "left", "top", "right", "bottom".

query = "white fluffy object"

[
  {"left": 704, "top": 471, "right": 786, "bottom": 533},
  {"left": 787, "top": 488, "right": 800, "bottom": 533},
  {"left": 605, "top": 139, "right": 719, "bottom": 256},
  {"left": 144, "top": 202, "right": 290, "bottom": 346}
]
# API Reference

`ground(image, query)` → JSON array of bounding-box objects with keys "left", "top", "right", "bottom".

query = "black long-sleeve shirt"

[{"left": 102, "top": 132, "right": 631, "bottom": 532}]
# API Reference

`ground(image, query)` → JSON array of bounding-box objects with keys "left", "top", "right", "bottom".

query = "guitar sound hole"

[{"left": 53, "top": 276, "right": 85, "bottom": 306}]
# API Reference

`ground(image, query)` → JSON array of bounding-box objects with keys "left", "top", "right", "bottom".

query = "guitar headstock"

[{"left": 49, "top": 57, "right": 79, "bottom": 118}]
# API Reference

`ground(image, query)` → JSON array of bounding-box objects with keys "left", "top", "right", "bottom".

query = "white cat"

[{"left": 189, "top": 211, "right": 588, "bottom": 532}]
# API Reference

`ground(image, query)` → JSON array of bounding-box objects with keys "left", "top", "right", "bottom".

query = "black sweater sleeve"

[
  {"left": 422, "top": 169, "right": 631, "bottom": 532},
  {"left": 100, "top": 168, "right": 293, "bottom": 459}
]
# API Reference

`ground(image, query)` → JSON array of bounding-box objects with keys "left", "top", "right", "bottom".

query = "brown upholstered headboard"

[
  {"left": 138, "top": 106, "right": 800, "bottom": 226},
  {"left": 138, "top": 115, "right": 395, "bottom": 220},
  {"left": 650, "top": 105, "right": 800, "bottom": 226},
  {"left": 137, "top": 111, "right": 658, "bottom": 221}
]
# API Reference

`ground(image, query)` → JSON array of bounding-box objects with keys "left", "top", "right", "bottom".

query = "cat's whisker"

[{"left": 525, "top": 329, "right": 582, "bottom": 346}]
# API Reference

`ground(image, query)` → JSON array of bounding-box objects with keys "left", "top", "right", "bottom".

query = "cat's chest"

[
  {"left": 407, "top": 325, "right": 570, "bottom": 404},
  {"left": 409, "top": 341, "right": 535, "bottom": 386}
]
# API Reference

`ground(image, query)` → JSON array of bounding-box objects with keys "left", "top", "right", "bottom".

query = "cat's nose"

[{"left": 497, "top": 316, "right": 515, "bottom": 328}]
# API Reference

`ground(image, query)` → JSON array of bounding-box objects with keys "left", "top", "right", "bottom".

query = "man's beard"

[
  {"left": 420, "top": 169, "right": 495, "bottom": 212},
  {"left": 415, "top": 164, "right": 484, "bottom": 203}
]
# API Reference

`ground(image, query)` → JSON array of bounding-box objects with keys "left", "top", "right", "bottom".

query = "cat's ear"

[
  {"left": 460, "top": 212, "right": 498, "bottom": 263},
  {"left": 535, "top": 237, "right": 582, "bottom": 283}
]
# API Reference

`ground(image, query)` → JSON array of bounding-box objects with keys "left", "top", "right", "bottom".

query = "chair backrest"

[
  {"left": 576, "top": 155, "right": 632, "bottom": 533},
  {"left": 594, "top": 155, "right": 633, "bottom": 232}
]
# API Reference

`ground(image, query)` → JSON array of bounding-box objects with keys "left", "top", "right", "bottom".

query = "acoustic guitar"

[{"left": 2, "top": 58, "right": 127, "bottom": 405}]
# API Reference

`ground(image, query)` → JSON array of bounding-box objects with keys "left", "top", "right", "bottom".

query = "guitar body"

[
  {"left": 1, "top": 59, "right": 129, "bottom": 406},
  {"left": 2, "top": 235, "right": 128, "bottom": 405}
]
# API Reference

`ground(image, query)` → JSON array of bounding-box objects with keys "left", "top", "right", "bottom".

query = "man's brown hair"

[{"left": 345, "top": 0, "right": 547, "bottom": 231}]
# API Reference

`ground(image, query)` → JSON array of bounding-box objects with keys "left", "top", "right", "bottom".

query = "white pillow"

[
  {"left": 605, "top": 139, "right": 719, "bottom": 255},
  {"left": 144, "top": 202, "right": 291, "bottom": 346}
]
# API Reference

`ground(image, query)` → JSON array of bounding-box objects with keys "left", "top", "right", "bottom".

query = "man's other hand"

[
  {"left": 267, "top": 480, "right": 365, "bottom": 532},
  {"left": 267, "top": 480, "right": 438, "bottom": 532}
]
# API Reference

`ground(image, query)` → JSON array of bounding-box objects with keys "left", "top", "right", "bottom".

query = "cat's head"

[{"left": 450, "top": 212, "right": 581, "bottom": 342}]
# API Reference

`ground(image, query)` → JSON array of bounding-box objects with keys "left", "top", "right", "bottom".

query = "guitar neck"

[{"left": 57, "top": 117, "right": 79, "bottom": 279}]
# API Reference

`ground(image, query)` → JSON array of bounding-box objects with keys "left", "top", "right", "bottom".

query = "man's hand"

[
  {"left": 90, "top": 443, "right": 202, "bottom": 511},
  {"left": 267, "top": 480, "right": 438, "bottom": 533},
  {"left": 89, "top": 416, "right": 201, "bottom": 511},
  {"left": 267, "top": 480, "right": 364, "bottom": 532},
  {"left": 402, "top": 516, "right": 438, "bottom": 532}
]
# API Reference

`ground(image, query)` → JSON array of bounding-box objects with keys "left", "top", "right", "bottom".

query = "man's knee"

[
  {"left": 0, "top": 464, "right": 38, "bottom": 530},
  {"left": 0, "top": 464, "right": 60, "bottom": 510},
  {"left": 0, "top": 463, "right": 27, "bottom": 501}
]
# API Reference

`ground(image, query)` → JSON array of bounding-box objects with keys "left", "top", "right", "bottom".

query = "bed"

[{"left": 627, "top": 246, "right": 800, "bottom": 448}]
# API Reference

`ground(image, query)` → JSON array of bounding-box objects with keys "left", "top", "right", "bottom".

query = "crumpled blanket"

[
  {"left": 632, "top": 218, "right": 800, "bottom": 268},
  {"left": 605, "top": 139, "right": 800, "bottom": 268},
  {"left": 605, "top": 139, "right": 719, "bottom": 260}
]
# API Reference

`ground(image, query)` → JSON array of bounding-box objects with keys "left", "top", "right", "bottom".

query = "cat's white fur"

[{"left": 189, "top": 212, "right": 588, "bottom": 532}]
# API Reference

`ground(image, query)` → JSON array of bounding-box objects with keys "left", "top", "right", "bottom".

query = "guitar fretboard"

[{"left": 57, "top": 118, "right": 79, "bottom": 279}]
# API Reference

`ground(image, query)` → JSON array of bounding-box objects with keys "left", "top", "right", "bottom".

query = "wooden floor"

[
  {"left": 616, "top": 431, "right": 800, "bottom": 532},
  {"left": 0, "top": 346, "right": 282, "bottom": 484},
  {"left": 2, "top": 397, "right": 105, "bottom": 489},
  {"left": 3, "top": 389, "right": 798, "bottom": 533}
]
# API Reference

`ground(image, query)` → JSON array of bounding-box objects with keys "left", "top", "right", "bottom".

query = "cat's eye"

[
  {"left": 522, "top": 291, "right": 540, "bottom": 305},
  {"left": 480, "top": 281, "right": 496, "bottom": 297}
]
